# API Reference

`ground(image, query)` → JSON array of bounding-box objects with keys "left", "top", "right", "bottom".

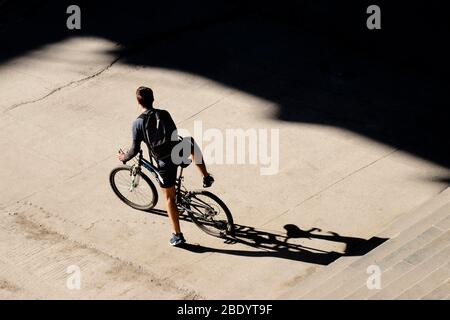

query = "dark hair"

[{"left": 136, "top": 86, "right": 154, "bottom": 108}]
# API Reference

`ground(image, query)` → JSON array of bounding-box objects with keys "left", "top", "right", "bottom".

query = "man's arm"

[
  {"left": 120, "top": 119, "right": 143, "bottom": 163},
  {"left": 162, "top": 110, "right": 178, "bottom": 140}
]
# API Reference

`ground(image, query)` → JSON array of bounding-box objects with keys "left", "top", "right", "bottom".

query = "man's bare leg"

[
  {"left": 189, "top": 137, "right": 209, "bottom": 177},
  {"left": 162, "top": 186, "right": 181, "bottom": 234}
]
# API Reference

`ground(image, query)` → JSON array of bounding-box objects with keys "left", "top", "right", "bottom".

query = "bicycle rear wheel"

[
  {"left": 184, "top": 190, "right": 234, "bottom": 237},
  {"left": 109, "top": 165, "right": 158, "bottom": 211}
]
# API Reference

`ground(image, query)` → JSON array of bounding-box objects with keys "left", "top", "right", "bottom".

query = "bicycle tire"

[
  {"left": 185, "top": 190, "right": 234, "bottom": 237},
  {"left": 109, "top": 165, "right": 158, "bottom": 211}
]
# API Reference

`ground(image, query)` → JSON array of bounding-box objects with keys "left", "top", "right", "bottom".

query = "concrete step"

[
  {"left": 299, "top": 203, "right": 450, "bottom": 299},
  {"left": 325, "top": 228, "right": 448, "bottom": 299},
  {"left": 377, "top": 188, "right": 450, "bottom": 239},
  {"left": 421, "top": 279, "right": 450, "bottom": 300},
  {"left": 279, "top": 188, "right": 450, "bottom": 299},
  {"left": 277, "top": 248, "right": 362, "bottom": 299},
  {"left": 435, "top": 214, "right": 450, "bottom": 231},
  {"left": 396, "top": 262, "right": 450, "bottom": 299},
  {"left": 350, "top": 203, "right": 450, "bottom": 272},
  {"left": 370, "top": 245, "right": 450, "bottom": 299},
  {"left": 343, "top": 215, "right": 450, "bottom": 299}
]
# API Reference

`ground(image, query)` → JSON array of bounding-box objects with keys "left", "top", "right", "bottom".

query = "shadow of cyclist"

[{"left": 173, "top": 220, "right": 387, "bottom": 265}]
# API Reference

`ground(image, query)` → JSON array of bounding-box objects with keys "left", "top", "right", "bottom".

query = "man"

[{"left": 118, "top": 86, "right": 214, "bottom": 246}]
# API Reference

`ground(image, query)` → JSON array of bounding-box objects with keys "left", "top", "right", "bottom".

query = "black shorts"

[
  {"left": 153, "top": 138, "right": 193, "bottom": 188},
  {"left": 156, "top": 157, "right": 178, "bottom": 188}
]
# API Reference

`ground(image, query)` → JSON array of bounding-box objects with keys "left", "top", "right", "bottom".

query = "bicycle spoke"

[
  {"left": 112, "top": 169, "right": 154, "bottom": 207},
  {"left": 132, "top": 185, "right": 151, "bottom": 204},
  {"left": 184, "top": 192, "right": 232, "bottom": 236},
  {"left": 133, "top": 188, "right": 149, "bottom": 204},
  {"left": 116, "top": 174, "right": 131, "bottom": 184},
  {"left": 191, "top": 202, "right": 220, "bottom": 218},
  {"left": 190, "top": 196, "right": 213, "bottom": 207}
]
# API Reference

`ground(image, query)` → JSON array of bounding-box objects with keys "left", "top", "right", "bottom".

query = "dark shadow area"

[
  {"left": 429, "top": 177, "right": 450, "bottom": 185},
  {"left": 149, "top": 209, "right": 386, "bottom": 265},
  {"left": 1, "top": 0, "right": 449, "bottom": 168},
  {"left": 179, "top": 223, "right": 388, "bottom": 265}
]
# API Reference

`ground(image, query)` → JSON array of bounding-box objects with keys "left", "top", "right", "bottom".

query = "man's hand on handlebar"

[{"left": 118, "top": 149, "right": 126, "bottom": 163}]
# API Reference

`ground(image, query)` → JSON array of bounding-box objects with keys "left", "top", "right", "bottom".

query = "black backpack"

[{"left": 139, "top": 109, "right": 178, "bottom": 159}]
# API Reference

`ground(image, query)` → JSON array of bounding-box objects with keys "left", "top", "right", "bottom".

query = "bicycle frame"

[{"left": 133, "top": 150, "right": 187, "bottom": 200}]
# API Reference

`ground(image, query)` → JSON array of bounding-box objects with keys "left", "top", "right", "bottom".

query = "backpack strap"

[
  {"left": 154, "top": 109, "right": 161, "bottom": 130},
  {"left": 138, "top": 109, "right": 154, "bottom": 153}
]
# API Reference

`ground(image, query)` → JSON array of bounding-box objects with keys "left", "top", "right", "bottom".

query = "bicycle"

[{"left": 109, "top": 149, "right": 234, "bottom": 238}]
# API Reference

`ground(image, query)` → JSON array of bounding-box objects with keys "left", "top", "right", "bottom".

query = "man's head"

[{"left": 136, "top": 86, "right": 154, "bottom": 109}]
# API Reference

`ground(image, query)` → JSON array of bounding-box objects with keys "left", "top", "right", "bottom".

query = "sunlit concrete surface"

[{"left": 1, "top": 3, "right": 449, "bottom": 299}]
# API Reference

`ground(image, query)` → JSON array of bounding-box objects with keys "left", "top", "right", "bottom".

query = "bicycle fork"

[{"left": 129, "top": 165, "right": 141, "bottom": 191}]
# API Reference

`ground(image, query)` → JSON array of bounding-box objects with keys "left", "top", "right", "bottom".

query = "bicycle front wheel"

[
  {"left": 185, "top": 190, "right": 234, "bottom": 237},
  {"left": 109, "top": 165, "right": 158, "bottom": 211}
]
